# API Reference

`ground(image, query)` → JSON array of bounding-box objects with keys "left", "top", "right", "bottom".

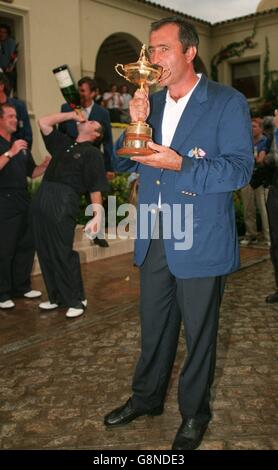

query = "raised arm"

[{"left": 38, "top": 111, "right": 85, "bottom": 136}]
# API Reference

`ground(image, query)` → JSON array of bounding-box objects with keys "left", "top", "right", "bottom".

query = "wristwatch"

[{"left": 4, "top": 151, "right": 12, "bottom": 159}]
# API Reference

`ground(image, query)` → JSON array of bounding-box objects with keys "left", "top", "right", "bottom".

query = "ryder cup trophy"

[{"left": 115, "top": 44, "right": 170, "bottom": 158}]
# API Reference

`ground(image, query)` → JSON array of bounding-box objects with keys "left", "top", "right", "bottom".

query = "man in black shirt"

[
  {"left": 0, "top": 103, "right": 50, "bottom": 309},
  {"left": 59, "top": 76, "right": 114, "bottom": 249},
  {"left": 34, "top": 110, "right": 108, "bottom": 318}
]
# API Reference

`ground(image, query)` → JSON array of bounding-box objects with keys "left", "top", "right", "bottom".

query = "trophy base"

[
  {"left": 116, "top": 126, "right": 153, "bottom": 158},
  {"left": 117, "top": 146, "right": 153, "bottom": 159}
]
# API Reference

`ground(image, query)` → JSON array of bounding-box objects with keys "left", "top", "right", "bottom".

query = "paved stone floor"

[{"left": 0, "top": 247, "right": 277, "bottom": 450}]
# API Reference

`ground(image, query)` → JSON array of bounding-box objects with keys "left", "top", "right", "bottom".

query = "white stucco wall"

[{"left": 211, "top": 12, "right": 278, "bottom": 92}]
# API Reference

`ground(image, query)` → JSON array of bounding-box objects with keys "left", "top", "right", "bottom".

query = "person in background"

[
  {"left": 240, "top": 117, "right": 270, "bottom": 246},
  {"left": 0, "top": 24, "right": 17, "bottom": 94},
  {"left": 94, "top": 87, "right": 103, "bottom": 106},
  {"left": 103, "top": 84, "right": 123, "bottom": 123},
  {"left": 119, "top": 84, "right": 132, "bottom": 123},
  {"left": 0, "top": 103, "right": 50, "bottom": 309},
  {"left": 33, "top": 111, "right": 108, "bottom": 319},
  {"left": 104, "top": 16, "right": 253, "bottom": 450},
  {"left": 0, "top": 72, "right": 33, "bottom": 148}
]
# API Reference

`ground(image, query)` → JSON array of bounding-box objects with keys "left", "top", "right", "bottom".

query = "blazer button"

[{"left": 156, "top": 180, "right": 160, "bottom": 185}]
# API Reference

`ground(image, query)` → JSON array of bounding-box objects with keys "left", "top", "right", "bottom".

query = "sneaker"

[
  {"left": 93, "top": 237, "right": 109, "bottom": 248},
  {"left": 24, "top": 290, "right": 42, "bottom": 299},
  {"left": 240, "top": 237, "right": 257, "bottom": 246},
  {"left": 65, "top": 307, "right": 84, "bottom": 318},
  {"left": 82, "top": 299, "right": 87, "bottom": 308},
  {"left": 0, "top": 300, "right": 15, "bottom": 309},
  {"left": 39, "top": 301, "right": 59, "bottom": 310},
  {"left": 265, "top": 292, "right": 278, "bottom": 303}
]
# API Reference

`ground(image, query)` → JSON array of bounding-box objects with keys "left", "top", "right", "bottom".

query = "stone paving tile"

[{"left": 0, "top": 251, "right": 277, "bottom": 450}]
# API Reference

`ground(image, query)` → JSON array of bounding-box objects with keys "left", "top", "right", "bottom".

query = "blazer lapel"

[
  {"left": 89, "top": 106, "right": 99, "bottom": 121},
  {"left": 170, "top": 74, "right": 209, "bottom": 152}
]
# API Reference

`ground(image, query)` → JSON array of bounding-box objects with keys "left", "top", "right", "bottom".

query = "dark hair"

[
  {"left": 78, "top": 76, "right": 97, "bottom": 92},
  {"left": 150, "top": 16, "right": 199, "bottom": 53},
  {"left": 0, "top": 72, "right": 11, "bottom": 96},
  {"left": 0, "top": 102, "right": 16, "bottom": 118},
  {"left": 95, "top": 123, "right": 103, "bottom": 141}
]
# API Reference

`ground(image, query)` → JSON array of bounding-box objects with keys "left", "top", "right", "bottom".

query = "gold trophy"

[{"left": 115, "top": 45, "right": 170, "bottom": 158}]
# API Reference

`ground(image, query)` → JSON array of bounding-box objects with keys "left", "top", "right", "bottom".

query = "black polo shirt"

[
  {"left": 42, "top": 129, "right": 109, "bottom": 195},
  {"left": 0, "top": 136, "right": 35, "bottom": 190}
]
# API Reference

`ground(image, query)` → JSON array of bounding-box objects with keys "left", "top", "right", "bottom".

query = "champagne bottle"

[{"left": 52, "top": 64, "right": 81, "bottom": 111}]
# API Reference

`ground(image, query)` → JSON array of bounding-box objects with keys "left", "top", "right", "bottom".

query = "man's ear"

[{"left": 185, "top": 46, "right": 197, "bottom": 64}]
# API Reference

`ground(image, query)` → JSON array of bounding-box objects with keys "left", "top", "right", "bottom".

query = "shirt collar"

[{"left": 165, "top": 73, "right": 202, "bottom": 104}]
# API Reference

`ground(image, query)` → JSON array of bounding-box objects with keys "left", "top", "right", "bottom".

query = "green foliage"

[
  {"left": 77, "top": 173, "right": 130, "bottom": 226},
  {"left": 263, "top": 37, "right": 270, "bottom": 99},
  {"left": 252, "top": 36, "right": 278, "bottom": 116},
  {"left": 234, "top": 191, "right": 245, "bottom": 237},
  {"left": 77, "top": 194, "right": 90, "bottom": 225},
  {"left": 27, "top": 179, "right": 41, "bottom": 198},
  {"left": 106, "top": 174, "right": 130, "bottom": 207},
  {"left": 210, "top": 25, "right": 257, "bottom": 82},
  {"left": 103, "top": 174, "right": 130, "bottom": 226}
]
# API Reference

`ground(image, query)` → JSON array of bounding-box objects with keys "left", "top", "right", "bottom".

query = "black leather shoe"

[
  {"left": 94, "top": 237, "right": 109, "bottom": 248},
  {"left": 266, "top": 291, "right": 278, "bottom": 303},
  {"left": 172, "top": 418, "right": 209, "bottom": 450},
  {"left": 104, "top": 398, "right": 163, "bottom": 427}
]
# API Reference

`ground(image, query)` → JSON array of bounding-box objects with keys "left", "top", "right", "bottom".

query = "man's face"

[
  {"left": 0, "top": 28, "right": 8, "bottom": 41},
  {"left": 79, "top": 83, "right": 95, "bottom": 106},
  {"left": 252, "top": 120, "right": 262, "bottom": 139},
  {"left": 148, "top": 24, "right": 196, "bottom": 87},
  {"left": 81, "top": 119, "right": 102, "bottom": 141},
  {"left": 0, "top": 106, "right": 17, "bottom": 134}
]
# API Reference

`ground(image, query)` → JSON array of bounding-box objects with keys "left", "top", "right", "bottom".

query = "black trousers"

[
  {"left": 266, "top": 186, "right": 278, "bottom": 287},
  {"left": 32, "top": 181, "right": 84, "bottom": 308},
  {"left": 0, "top": 190, "right": 34, "bottom": 301},
  {"left": 131, "top": 215, "right": 226, "bottom": 423}
]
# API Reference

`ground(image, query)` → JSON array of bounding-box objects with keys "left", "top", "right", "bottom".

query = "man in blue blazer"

[{"left": 104, "top": 17, "right": 254, "bottom": 450}]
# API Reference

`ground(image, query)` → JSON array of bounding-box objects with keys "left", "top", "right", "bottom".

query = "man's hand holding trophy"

[{"left": 115, "top": 44, "right": 170, "bottom": 158}]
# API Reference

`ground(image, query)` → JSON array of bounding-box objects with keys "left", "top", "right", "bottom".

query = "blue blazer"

[
  {"left": 59, "top": 102, "right": 114, "bottom": 171},
  {"left": 114, "top": 75, "right": 254, "bottom": 278}
]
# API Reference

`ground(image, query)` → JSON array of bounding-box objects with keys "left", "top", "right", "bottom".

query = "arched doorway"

[{"left": 95, "top": 33, "right": 142, "bottom": 94}]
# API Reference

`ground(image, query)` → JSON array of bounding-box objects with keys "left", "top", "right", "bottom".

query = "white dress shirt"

[{"left": 158, "top": 74, "right": 201, "bottom": 207}]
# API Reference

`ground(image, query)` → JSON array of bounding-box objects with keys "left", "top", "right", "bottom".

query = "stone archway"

[{"left": 95, "top": 32, "right": 142, "bottom": 93}]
